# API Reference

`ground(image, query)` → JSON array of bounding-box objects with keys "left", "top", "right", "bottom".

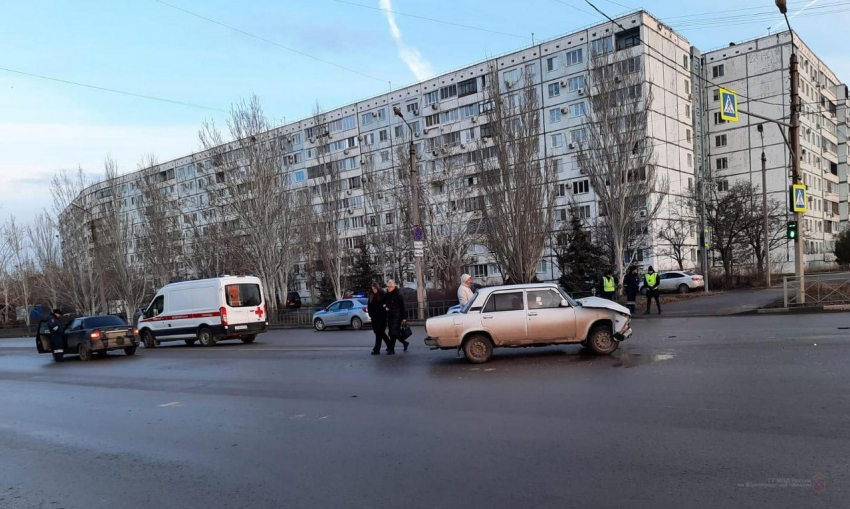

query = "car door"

[
  {"left": 480, "top": 291, "right": 527, "bottom": 346},
  {"left": 525, "top": 289, "right": 577, "bottom": 343},
  {"left": 336, "top": 301, "right": 354, "bottom": 325},
  {"left": 142, "top": 295, "right": 165, "bottom": 337},
  {"left": 661, "top": 272, "right": 683, "bottom": 292},
  {"left": 324, "top": 302, "right": 343, "bottom": 325},
  {"left": 36, "top": 320, "right": 52, "bottom": 353},
  {"left": 65, "top": 318, "right": 84, "bottom": 350}
]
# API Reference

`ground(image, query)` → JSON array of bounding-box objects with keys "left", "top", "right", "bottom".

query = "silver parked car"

[
  {"left": 313, "top": 298, "right": 371, "bottom": 331},
  {"left": 640, "top": 271, "right": 705, "bottom": 294},
  {"left": 424, "top": 283, "right": 632, "bottom": 363}
]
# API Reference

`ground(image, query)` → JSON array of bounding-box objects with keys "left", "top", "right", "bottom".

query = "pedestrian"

[
  {"left": 383, "top": 280, "right": 409, "bottom": 355},
  {"left": 624, "top": 266, "right": 640, "bottom": 314},
  {"left": 47, "top": 308, "right": 65, "bottom": 362},
  {"left": 644, "top": 266, "right": 661, "bottom": 315},
  {"left": 458, "top": 273, "right": 474, "bottom": 307},
  {"left": 601, "top": 270, "right": 616, "bottom": 301},
  {"left": 367, "top": 283, "right": 390, "bottom": 355}
]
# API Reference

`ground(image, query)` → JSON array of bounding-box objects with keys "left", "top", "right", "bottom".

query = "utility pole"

[
  {"left": 761, "top": 148, "right": 771, "bottom": 288},
  {"left": 393, "top": 107, "right": 426, "bottom": 319},
  {"left": 692, "top": 47, "right": 710, "bottom": 292}
]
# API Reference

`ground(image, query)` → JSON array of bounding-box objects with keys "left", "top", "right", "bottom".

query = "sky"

[{"left": 2, "top": 0, "right": 849, "bottom": 223}]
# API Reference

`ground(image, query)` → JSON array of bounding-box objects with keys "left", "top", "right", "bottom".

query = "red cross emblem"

[{"left": 255, "top": 307, "right": 264, "bottom": 318}]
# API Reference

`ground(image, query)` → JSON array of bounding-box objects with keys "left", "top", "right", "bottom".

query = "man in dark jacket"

[
  {"left": 623, "top": 266, "right": 640, "bottom": 314},
  {"left": 47, "top": 308, "right": 65, "bottom": 361},
  {"left": 644, "top": 266, "right": 661, "bottom": 315},
  {"left": 383, "top": 280, "right": 409, "bottom": 355}
]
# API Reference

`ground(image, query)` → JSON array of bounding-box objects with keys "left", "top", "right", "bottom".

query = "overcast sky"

[{"left": 3, "top": 0, "right": 849, "bottom": 223}]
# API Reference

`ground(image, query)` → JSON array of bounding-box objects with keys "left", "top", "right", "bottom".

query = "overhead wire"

[{"left": 150, "top": 0, "right": 386, "bottom": 83}]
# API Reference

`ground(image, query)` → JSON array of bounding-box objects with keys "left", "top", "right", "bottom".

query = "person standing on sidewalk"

[
  {"left": 367, "top": 283, "right": 389, "bottom": 355},
  {"left": 601, "top": 270, "right": 616, "bottom": 301},
  {"left": 383, "top": 280, "right": 409, "bottom": 354},
  {"left": 458, "top": 274, "right": 474, "bottom": 307},
  {"left": 644, "top": 266, "right": 661, "bottom": 315},
  {"left": 623, "top": 266, "right": 640, "bottom": 314}
]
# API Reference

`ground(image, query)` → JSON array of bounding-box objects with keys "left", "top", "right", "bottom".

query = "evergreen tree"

[
  {"left": 315, "top": 273, "right": 337, "bottom": 307},
  {"left": 835, "top": 228, "right": 850, "bottom": 267},
  {"left": 555, "top": 213, "right": 609, "bottom": 295},
  {"left": 348, "top": 248, "right": 378, "bottom": 293}
]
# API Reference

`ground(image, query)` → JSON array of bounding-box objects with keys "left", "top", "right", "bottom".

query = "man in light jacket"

[{"left": 458, "top": 274, "right": 474, "bottom": 307}]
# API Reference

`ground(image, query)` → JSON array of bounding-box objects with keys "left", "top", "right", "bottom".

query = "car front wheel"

[
  {"left": 351, "top": 317, "right": 363, "bottom": 330},
  {"left": 678, "top": 284, "right": 690, "bottom": 294},
  {"left": 142, "top": 331, "right": 156, "bottom": 349},
  {"left": 463, "top": 334, "right": 493, "bottom": 364},
  {"left": 314, "top": 319, "right": 325, "bottom": 331},
  {"left": 588, "top": 326, "right": 619, "bottom": 355}
]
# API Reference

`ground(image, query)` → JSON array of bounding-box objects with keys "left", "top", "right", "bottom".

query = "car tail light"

[
  {"left": 220, "top": 307, "right": 228, "bottom": 326},
  {"left": 90, "top": 330, "right": 101, "bottom": 340},
  {"left": 362, "top": 307, "right": 369, "bottom": 315}
]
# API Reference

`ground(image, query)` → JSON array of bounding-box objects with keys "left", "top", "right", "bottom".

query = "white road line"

[{"left": 158, "top": 401, "right": 182, "bottom": 407}]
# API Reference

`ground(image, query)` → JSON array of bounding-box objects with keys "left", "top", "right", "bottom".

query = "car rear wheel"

[
  {"left": 463, "top": 334, "right": 493, "bottom": 364},
  {"left": 588, "top": 326, "right": 619, "bottom": 356},
  {"left": 314, "top": 319, "right": 326, "bottom": 331},
  {"left": 198, "top": 327, "right": 216, "bottom": 347},
  {"left": 78, "top": 343, "right": 92, "bottom": 362},
  {"left": 351, "top": 317, "right": 363, "bottom": 330},
  {"left": 241, "top": 334, "right": 257, "bottom": 344},
  {"left": 142, "top": 331, "right": 156, "bottom": 349},
  {"left": 184, "top": 339, "right": 196, "bottom": 346},
  {"left": 124, "top": 346, "right": 137, "bottom": 356},
  {"left": 678, "top": 284, "right": 690, "bottom": 294}
]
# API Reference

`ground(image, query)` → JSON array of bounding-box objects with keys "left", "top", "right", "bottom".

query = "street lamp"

[
  {"left": 758, "top": 124, "right": 771, "bottom": 288},
  {"left": 393, "top": 106, "right": 426, "bottom": 320}
]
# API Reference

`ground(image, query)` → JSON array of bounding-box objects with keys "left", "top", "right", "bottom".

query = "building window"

[
  {"left": 385, "top": 213, "right": 394, "bottom": 225},
  {"left": 379, "top": 130, "right": 388, "bottom": 142},
  {"left": 553, "top": 158, "right": 563, "bottom": 173},
  {"left": 715, "top": 134, "right": 727, "bottom": 147},
  {"left": 361, "top": 113, "right": 373, "bottom": 125},
  {"left": 551, "top": 133, "right": 564, "bottom": 148},
  {"left": 716, "top": 157, "right": 728, "bottom": 170},
  {"left": 381, "top": 151, "right": 390, "bottom": 163},
  {"left": 567, "top": 75, "right": 585, "bottom": 92},
  {"left": 424, "top": 90, "right": 439, "bottom": 105},
  {"left": 471, "top": 264, "right": 489, "bottom": 278},
  {"left": 713, "top": 90, "right": 719, "bottom": 101},
  {"left": 712, "top": 65, "right": 725, "bottom": 78},
  {"left": 550, "top": 108, "right": 562, "bottom": 123},
  {"left": 590, "top": 36, "right": 613, "bottom": 55},
  {"left": 568, "top": 102, "right": 587, "bottom": 117},
  {"left": 547, "top": 56, "right": 559, "bottom": 72},
  {"left": 440, "top": 108, "right": 459, "bottom": 123},
  {"left": 548, "top": 82, "right": 561, "bottom": 98},
  {"left": 685, "top": 104, "right": 691, "bottom": 118},
  {"left": 556, "top": 208, "right": 568, "bottom": 221},
  {"left": 524, "top": 63, "right": 536, "bottom": 79},
  {"left": 439, "top": 84, "right": 457, "bottom": 100},
  {"left": 713, "top": 112, "right": 727, "bottom": 125},
  {"left": 572, "top": 179, "right": 589, "bottom": 194},
  {"left": 686, "top": 129, "right": 692, "bottom": 143},
  {"left": 687, "top": 153, "right": 692, "bottom": 167},
  {"left": 570, "top": 128, "right": 587, "bottom": 143},
  {"left": 426, "top": 113, "right": 441, "bottom": 127},
  {"left": 457, "top": 78, "right": 477, "bottom": 97},
  {"left": 406, "top": 102, "right": 419, "bottom": 113},
  {"left": 555, "top": 183, "right": 568, "bottom": 197},
  {"left": 717, "top": 179, "right": 729, "bottom": 192},
  {"left": 684, "top": 79, "right": 690, "bottom": 91},
  {"left": 565, "top": 48, "right": 583, "bottom": 66},
  {"left": 683, "top": 55, "right": 689, "bottom": 70},
  {"left": 295, "top": 170, "right": 305, "bottom": 183},
  {"left": 577, "top": 205, "right": 591, "bottom": 219}
]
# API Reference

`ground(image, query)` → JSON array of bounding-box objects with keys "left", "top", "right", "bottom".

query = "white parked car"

[
  {"left": 424, "top": 283, "right": 632, "bottom": 363},
  {"left": 639, "top": 271, "right": 705, "bottom": 294}
]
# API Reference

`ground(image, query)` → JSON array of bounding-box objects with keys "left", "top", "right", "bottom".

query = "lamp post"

[
  {"left": 393, "top": 106, "right": 426, "bottom": 319},
  {"left": 776, "top": 0, "right": 805, "bottom": 302},
  {"left": 758, "top": 124, "right": 771, "bottom": 288}
]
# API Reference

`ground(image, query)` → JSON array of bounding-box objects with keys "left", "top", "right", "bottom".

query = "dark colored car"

[
  {"left": 37, "top": 315, "right": 140, "bottom": 362},
  {"left": 285, "top": 291, "right": 302, "bottom": 310}
]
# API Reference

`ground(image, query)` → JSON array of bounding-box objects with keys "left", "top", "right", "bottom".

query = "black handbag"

[{"left": 400, "top": 323, "right": 413, "bottom": 340}]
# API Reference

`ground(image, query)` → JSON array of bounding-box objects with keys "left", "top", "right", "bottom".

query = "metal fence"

[{"left": 783, "top": 273, "right": 850, "bottom": 307}]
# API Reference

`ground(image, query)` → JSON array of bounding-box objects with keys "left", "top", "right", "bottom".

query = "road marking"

[{"left": 158, "top": 401, "right": 182, "bottom": 407}]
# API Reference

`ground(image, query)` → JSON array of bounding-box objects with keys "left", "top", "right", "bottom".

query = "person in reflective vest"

[
  {"left": 601, "top": 270, "right": 616, "bottom": 301},
  {"left": 644, "top": 266, "right": 661, "bottom": 315}
]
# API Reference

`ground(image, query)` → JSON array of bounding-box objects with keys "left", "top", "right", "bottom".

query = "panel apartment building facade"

[{"left": 63, "top": 11, "right": 846, "bottom": 299}]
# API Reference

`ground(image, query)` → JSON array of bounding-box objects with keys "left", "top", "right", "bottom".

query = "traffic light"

[{"left": 787, "top": 220, "right": 798, "bottom": 240}]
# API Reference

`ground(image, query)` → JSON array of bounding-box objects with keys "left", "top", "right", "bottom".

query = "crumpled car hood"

[{"left": 577, "top": 296, "right": 631, "bottom": 316}]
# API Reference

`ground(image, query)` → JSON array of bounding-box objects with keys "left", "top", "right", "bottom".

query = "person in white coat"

[{"left": 458, "top": 274, "right": 474, "bottom": 306}]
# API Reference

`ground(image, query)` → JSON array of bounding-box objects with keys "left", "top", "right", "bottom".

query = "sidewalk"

[{"left": 637, "top": 287, "right": 784, "bottom": 318}]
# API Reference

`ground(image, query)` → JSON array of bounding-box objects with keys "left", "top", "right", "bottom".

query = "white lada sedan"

[{"left": 424, "top": 283, "right": 632, "bottom": 363}]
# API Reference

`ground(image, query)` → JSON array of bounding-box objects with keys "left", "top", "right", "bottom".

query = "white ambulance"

[{"left": 138, "top": 276, "right": 268, "bottom": 348}]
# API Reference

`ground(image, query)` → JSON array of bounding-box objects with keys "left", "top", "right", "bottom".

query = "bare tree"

[
  {"left": 300, "top": 104, "right": 348, "bottom": 301},
  {"left": 697, "top": 180, "right": 756, "bottom": 286},
  {"left": 28, "top": 212, "right": 62, "bottom": 310},
  {"left": 199, "top": 95, "right": 299, "bottom": 307},
  {"left": 476, "top": 64, "right": 556, "bottom": 284},
  {"left": 657, "top": 196, "right": 697, "bottom": 271},
  {"left": 136, "top": 153, "right": 183, "bottom": 289},
  {"left": 99, "top": 155, "right": 148, "bottom": 317},
  {"left": 0, "top": 230, "right": 12, "bottom": 325},
  {"left": 362, "top": 153, "right": 406, "bottom": 283},
  {"left": 577, "top": 48, "right": 666, "bottom": 288},
  {"left": 3, "top": 217, "right": 33, "bottom": 325},
  {"left": 741, "top": 188, "right": 786, "bottom": 280}
]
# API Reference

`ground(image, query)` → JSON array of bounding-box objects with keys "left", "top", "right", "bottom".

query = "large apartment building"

[{"left": 59, "top": 10, "right": 846, "bottom": 298}]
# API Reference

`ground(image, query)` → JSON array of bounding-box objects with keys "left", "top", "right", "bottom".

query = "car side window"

[
  {"left": 327, "top": 302, "right": 342, "bottom": 312},
  {"left": 483, "top": 292, "right": 525, "bottom": 313},
  {"left": 339, "top": 301, "right": 354, "bottom": 310},
  {"left": 527, "top": 290, "right": 561, "bottom": 309},
  {"left": 39, "top": 321, "right": 50, "bottom": 334},
  {"left": 148, "top": 296, "right": 164, "bottom": 317},
  {"left": 70, "top": 318, "right": 82, "bottom": 331}
]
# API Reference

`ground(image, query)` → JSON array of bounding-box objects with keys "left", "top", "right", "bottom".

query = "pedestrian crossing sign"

[
  {"left": 790, "top": 184, "right": 807, "bottom": 213},
  {"left": 719, "top": 88, "right": 739, "bottom": 122}
]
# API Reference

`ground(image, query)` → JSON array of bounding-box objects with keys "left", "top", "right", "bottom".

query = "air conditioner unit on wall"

[
  {"left": 471, "top": 116, "right": 477, "bottom": 123},
  {"left": 344, "top": 149, "right": 350, "bottom": 155},
  {"left": 505, "top": 81, "right": 513, "bottom": 89},
  {"left": 432, "top": 103, "right": 440, "bottom": 111},
  {"left": 568, "top": 143, "right": 575, "bottom": 149},
  {"left": 578, "top": 89, "right": 585, "bottom": 96},
  {"left": 561, "top": 107, "right": 569, "bottom": 114}
]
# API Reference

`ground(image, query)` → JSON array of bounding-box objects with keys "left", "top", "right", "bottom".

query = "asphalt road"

[{"left": 1, "top": 315, "right": 849, "bottom": 509}]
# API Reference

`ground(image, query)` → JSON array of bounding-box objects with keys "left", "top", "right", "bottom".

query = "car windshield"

[
  {"left": 460, "top": 293, "right": 479, "bottom": 313},
  {"left": 556, "top": 287, "right": 581, "bottom": 307},
  {"left": 84, "top": 316, "right": 127, "bottom": 328}
]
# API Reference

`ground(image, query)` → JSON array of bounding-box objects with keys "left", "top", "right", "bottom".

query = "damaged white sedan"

[{"left": 424, "top": 283, "right": 632, "bottom": 363}]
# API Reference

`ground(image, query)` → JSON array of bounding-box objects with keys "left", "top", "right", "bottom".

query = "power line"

[
  {"left": 150, "top": 0, "right": 386, "bottom": 83},
  {"left": 331, "top": 0, "right": 531, "bottom": 40},
  {"left": 0, "top": 66, "right": 228, "bottom": 113},
  {"left": 552, "top": 0, "right": 603, "bottom": 19}
]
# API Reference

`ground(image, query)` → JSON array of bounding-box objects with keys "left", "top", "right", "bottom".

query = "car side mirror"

[{"left": 560, "top": 299, "right": 570, "bottom": 307}]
